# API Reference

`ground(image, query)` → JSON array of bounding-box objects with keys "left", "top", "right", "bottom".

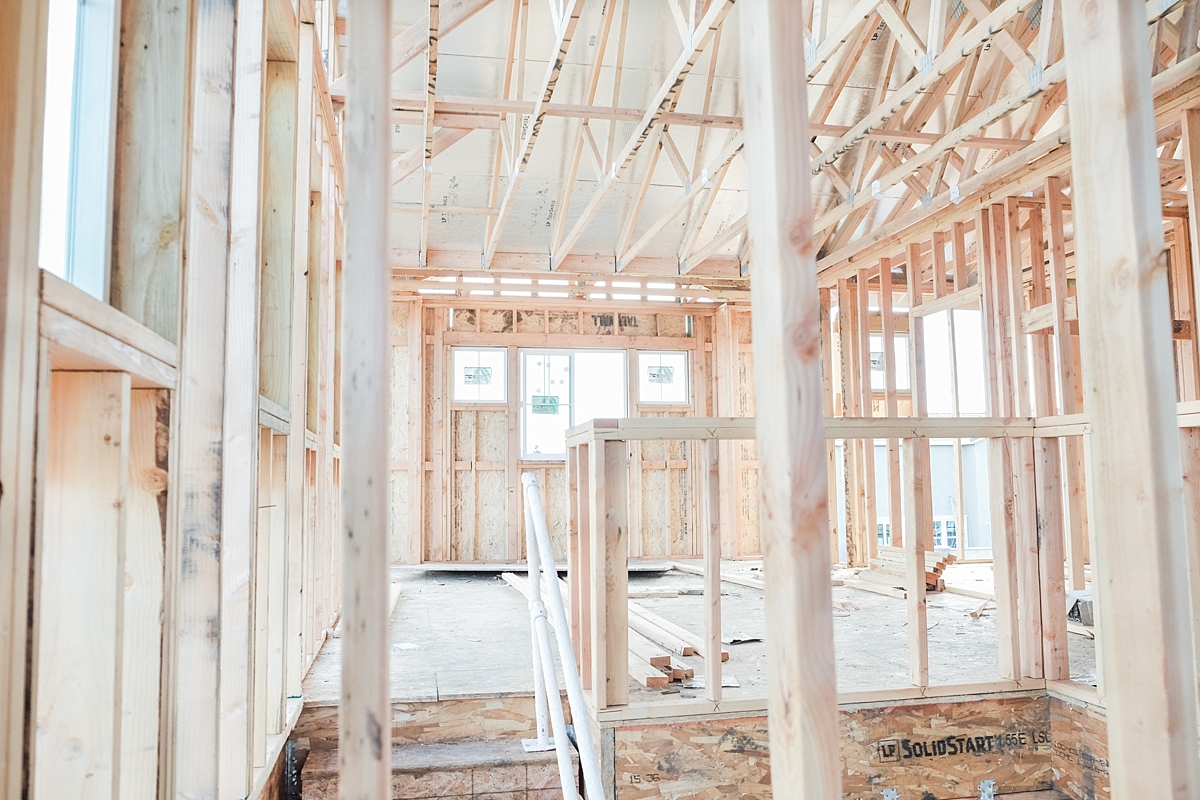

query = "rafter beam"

[
  {"left": 616, "top": 133, "right": 744, "bottom": 271},
  {"left": 958, "top": 0, "right": 1035, "bottom": 75},
  {"left": 680, "top": 213, "right": 747, "bottom": 274},
  {"left": 816, "top": 59, "right": 1066, "bottom": 232},
  {"left": 809, "top": 0, "right": 1041, "bottom": 178},
  {"left": 550, "top": 0, "right": 737, "bottom": 266},
  {"left": 550, "top": 0, "right": 619, "bottom": 253},
  {"left": 419, "top": 1, "right": 441, "bottom": 264},
  {"left": 328, "top": 0, "right": 498, "bottom": 96},
  {"left": 483, "top": 0, "right": 585, "bottom": 268},
  {"left": 876, "top": 0, "right": 927, "bottom": 66},
  {"left": 391, "top": 127, "right": 472, "bottom": 186}
]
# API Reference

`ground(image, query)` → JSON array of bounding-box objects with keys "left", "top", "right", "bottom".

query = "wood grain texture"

[
  {"left": 611, "top": 694, "right": 1056, "bottom": 800},
  {"left": 171, "top": 0, "right": 237, "bottom": 793},
  {"left": 1062, "top": 0, "right": 1200, "bottom": 795},
  {"left": 111, "top": 0, "right": 189, "bottom": 341},
  {"left": 220, "top": 0, "right": 268, "bottom": 788},
  {"left": 121, "top": 389, "right": 167, "bottom": 798},
  {"left": 739, "top": 0, "right": 841, "bottom": 796},
  {"left": 0, "top": 0, "right": 46, "bottom": 789},
  {"left": 341, "top": 0, "right": 393, "bottom": 792},
  {"left": 34, "top": 372, "right": 130, "bottom": 800}
]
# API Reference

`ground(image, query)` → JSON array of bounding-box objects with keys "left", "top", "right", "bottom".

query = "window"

[
  {"left": 39, "top": 0, "right": 121, "bottom": 299},
  {"left": 452, "top": 348, "right": 507, "bottom": 403},
  {"left": 638, "top": 351, "right": 689, "bottom": 404},
  {"left": 933, "top": 517, "right": 957, "bottom": 551},
  {"left": 877, "top": 521, "right": 891, "bottom": 546},
  {"left": 869, "top": 334, "right": 911, "bottom": 392},
  {"left": 521, "top": 350, "right": 626, "bottom": 458}
]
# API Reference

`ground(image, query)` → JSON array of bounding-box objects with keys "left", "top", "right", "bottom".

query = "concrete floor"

[{"left": 302, "top": 561, "right": 1097, "bottom": 706}]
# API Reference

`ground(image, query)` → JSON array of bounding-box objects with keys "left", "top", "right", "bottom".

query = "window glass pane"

[
  {"left": 869, "top": 336, "right": 910, "bottom": 392},
  {"left": 38, "top": 0, "right": 79, "bottom": 280},
  {"left": 922, "top": 311, "right": 954, "bottom": 415},
  {"left": 870, "top": 335, "right": 884, "bottom": 392},
  {"left": 953, "top": 309, "right": 988, "bottom": 415},
  {"left": 523, "top": 352, "right": 572, "bottom": 457},
  {"left": 452, "top": 348, "right": 507, "bottom": 403},
  {"left": 574, "top": 351, "right": 627, "bottom": 422},
  {"left": 894, "top": 334, "right": 911, "bottom": 391},
  {"left": 638, "top": 351, "right": 689, "bottom": 404},
  {"left": 38, "top": 0, "right": 119, "bottom": 299}
]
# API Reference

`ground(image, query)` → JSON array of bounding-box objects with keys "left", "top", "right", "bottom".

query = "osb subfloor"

[{"left": 301, "top": 562, "right": 1097, "bottom": 707}]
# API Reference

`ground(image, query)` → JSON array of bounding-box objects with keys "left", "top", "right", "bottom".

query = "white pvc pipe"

[
  {"left": 524, "top": 505, "right": 551, "bottom": 747},
  {"left": 522, "top": 472, "right": 606, "bottom": 797},
  {"left": 526, "top": 503, "right": 579, "bottom": 795}
]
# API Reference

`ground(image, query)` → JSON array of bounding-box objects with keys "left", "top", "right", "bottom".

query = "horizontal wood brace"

[
  {"left": 40, "top": 305, "right": 177, "bottom": 389},
  {"left": 443, "top": 331, "right": 700, "bottom": 349},
  {"left": 638, "top": 459, "right": 690, "bottom": 470}
]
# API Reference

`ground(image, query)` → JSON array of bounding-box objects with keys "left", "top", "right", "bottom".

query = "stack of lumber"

[
  {"left": 845, "top": 548, "right": 956, "bottom": 599},
  {"left": 500, "top": 572, "right": 723, "bottom": 690}
]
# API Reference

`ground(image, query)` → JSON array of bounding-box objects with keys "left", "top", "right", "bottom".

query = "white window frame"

[
  {"left": 519, "top": 348, "right": 628, "bottom": 460},
  {"left": 450, "top": 346, "right": 508, "bottom": 404},
  {"left": 636, "top": 350, "right": 691, "bottom": 406},
  {"left": 39, "top": 0, "right": 122, "bottom": 299}
]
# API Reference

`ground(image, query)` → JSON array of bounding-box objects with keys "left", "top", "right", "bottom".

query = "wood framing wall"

[
  {"left": 387, "top": 301, "right": 762, "bottom": 564},
  {"left": 0, "top": 0, "right": 349, "bottom": 795}
]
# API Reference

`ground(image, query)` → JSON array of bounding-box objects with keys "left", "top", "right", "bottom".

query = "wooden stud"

[
  {"left": 122, "top": 389, "right": 167, "bottom": 795},
  {"left": 341, "top": 0, "right": 393, "bottom": 792},
  {"left": 34, "top": 372, "right": 130, "bottom": 799},
  {"left": 905, "top": 244, "right": 931, "bottom": 687},
  {"left": 978, "top": 205, "right": 1022, "bottom": 680},
  {"left": 0, "top": 0, "right": 47, "bottom": 789},
  {"left": 703, "top": 438, "right": 722, "bottom": 702},
  {"left": 880, "top": 258, "right": 903, "bottom": 548},
  {"left": 1062, "top": 1, "right": 1200, "bottom": 794},
  {"left": 856, "top": 268, "right": 878, "bottom": 563},
  {"left": 285, "top": 21, "right": 316, "bottom": 701},
  {"left": 740, "top": 0, "right": 841, "bottom": 794},
  {"left": 220, "top": 0, "right": 269, "bottom": 786},
  {"left": 170, "top": 0, "right": 239, "bottom": 789}
]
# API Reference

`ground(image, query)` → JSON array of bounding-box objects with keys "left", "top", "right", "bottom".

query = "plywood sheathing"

[
  {"left": 293, "top": 695, "right": 562, "bottom": 745},
  {"left": 612, "top": 694, "right": 1060, "bottom": 799}
]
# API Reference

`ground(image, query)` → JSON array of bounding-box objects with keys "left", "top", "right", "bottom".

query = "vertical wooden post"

[
  {"left": 1005, "top": 198, "right": 1044, "bottom": 680},
  {"left": 587, "top": 438, "right": 606, "bottom": 708},
  {"left": 978, "top": 205, "right": 1021, "bottom": 679},
  {"left": 0, "top": 0, "right": 47, "bottom": 790},
  {"left": 407, "top": 301, "right": 425, "bottom": 564},
  {"left": 902, "top": 438, "right": 929, "bottom": 687},
  {"left": 122, "top": 389, "right": 167, "bottom": 797},
  {"left": 740, "top": 0, "right": 841, "bottom": 794},
  {"left": 341, "top": 0, "right": 392, "bottom": 793},
  {"left": 713, "top": 304, "right": 737, "bottom": 557},
  {"left": 604, "top": 440, "right": 629, "bottom": 707},
  {"left": 1028, "top": 204, "right": 1069, "bottom": 681},
  {"left": 905, "top": 245, "right": 931, "bottom": 688},
  {"left": 285, "top": 23, "right": 315, "bottom": 700},
  {"left": 856, "top": 268, "right": 878, "bottom": 563},
  {"left": 703, "top": 437, "right": 722, "bottom": 701},
  {"left": 880, "top": 257, "right": 903, "bottom": 547},
  {"left": 34, "top": 372, "right": 130, "bottom": 799},
  {"left": 1062, "top": 1, "right": 1200, "bottom": 795},
  {"left": 836, "top": 278, "right": 862, "bottom": 565},
  {"left": 567, "top": 446, "right": 581, "bottom": 663},
  {"left": 576, "top": 442, "right": 593, "bottom": 691},
  {"left": 1046, "top": 177, "right": 1089, "bottom": 592},
  {"left": 820, "top": 288, "right": 840, "bottom": 561},
  {"left": 221, "top": 0, "right": 268, "bottom": 786},
  {"left": 171, "top": 0, "right": 238, "bottom": 791}
]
